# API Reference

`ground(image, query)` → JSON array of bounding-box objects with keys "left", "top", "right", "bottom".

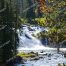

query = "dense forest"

[
  {"left": 0, "top": 0, "right": 66, "bottom": 66},
  {"left": 0, "top": 0, "right": 18, "bottom": 63}
]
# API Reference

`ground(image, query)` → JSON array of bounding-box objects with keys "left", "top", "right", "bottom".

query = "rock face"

[{"left": 64, "top": 53, "right": 66, "bottom": 58}]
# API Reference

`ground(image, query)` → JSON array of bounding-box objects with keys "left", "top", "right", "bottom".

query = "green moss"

[
  {"left": 17, "top": 52, "right": 37, "bottom": 60},
  {"left": 58, "top": 64, "right": 62, "bottom": 66},
  {"left": 63, "top": 63, "right": 66, "bottom": 66},
  {"left": 58, "top": 63, "right": 66, "bottom": 66}
]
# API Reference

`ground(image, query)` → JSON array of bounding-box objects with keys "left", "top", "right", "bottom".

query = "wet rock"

[
  {"left": 48, "top": 58, "right": 51, "bottom": 60},
  {"left": 43, "top": 53, "right": 47, "bottom": 56},
  {"left": 40, "top": 51, "right": 44, "bottom": 53},
  {"left": 63, "top": 63, "right": 66, "bottom": 66},
  {"left": 29, "top": 51, "right": 35, "bottom": 54},
  {"left": 48, "top": 54, "right": 52, "bottom": 57},
  {"left": 54, "top": 57, "right": 57, "bottom": 60},
  {"left": 58, "top": 63, "right": 62, "bottom": 66},
  {"left": 33, "top": 57, "right": 39, "bottom": 60},
  {"left": 64, "top": 53, "right": 66, "bottom": 58},
  {"left": 39, "top": 56, "right": 43, "bottom": 59}
]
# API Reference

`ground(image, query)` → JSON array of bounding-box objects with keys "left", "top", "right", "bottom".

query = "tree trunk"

[{"left": 57, "top": 44, "right": 60, "bottom": 53}]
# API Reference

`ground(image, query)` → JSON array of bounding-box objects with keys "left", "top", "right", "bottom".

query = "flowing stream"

[
  {"left": 17, "top": 24, "right": 50, "bottom": 51},
  {"left": 16, "top": 24, "right": 66, "bottom": 66}
]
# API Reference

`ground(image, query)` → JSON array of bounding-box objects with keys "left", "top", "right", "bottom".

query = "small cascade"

[{"left": 17, "top": 25, "right": 53, "bottom": 51}]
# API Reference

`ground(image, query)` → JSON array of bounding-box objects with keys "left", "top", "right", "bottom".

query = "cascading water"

[
  {"left": 17, "top": 25, "right": 66, "bottom": 52},
  {"left": 16, "top": 25, "right": 66, "bottom": 66},
  {"left": 17, "top": 24, "right": 51, "bottom": 51}
]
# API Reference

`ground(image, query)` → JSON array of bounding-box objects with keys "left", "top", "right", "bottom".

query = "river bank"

[
  {"left": 16, "top": 24, "right": 66, "bottom": 66},
  {"left": 15, "top": 50, "right": 66, "bottom": 66}
]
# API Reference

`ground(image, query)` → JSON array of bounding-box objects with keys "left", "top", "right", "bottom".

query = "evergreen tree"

[
  {"left": 0, "top": 0, "right": 18, "bottom": 63},
  {"left": 26, "top": 0, "right": 35, "bottom": 24}
]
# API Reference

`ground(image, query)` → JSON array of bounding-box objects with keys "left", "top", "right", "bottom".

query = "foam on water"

[
  {"left": 16, "top": 25, "right": 66, "bottom": 66},
  {"left": 17, "top": 25, "right": 66, "bottom": 52},
  {"left": 17, "top": 25, "right": 51, "bottom": 51}
]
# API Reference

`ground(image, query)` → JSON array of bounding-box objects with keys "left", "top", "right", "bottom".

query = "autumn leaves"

[{"left": 38, "top": 0, "right": 53, "bottom": 13}]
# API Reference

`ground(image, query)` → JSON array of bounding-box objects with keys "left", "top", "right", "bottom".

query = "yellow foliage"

[
  {"left": 40, "top": 18, "right": 46, "bottom": 22},
  {"left": 58, "top": 1, "right": 66, "bottom": 7},
  {"left": 35, "top": 17, "right": 47, "bottom": 26}
]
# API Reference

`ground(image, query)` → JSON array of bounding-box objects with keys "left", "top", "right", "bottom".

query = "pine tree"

[{"left": 0, "top": 0, "right": 18, "bottom": 63}]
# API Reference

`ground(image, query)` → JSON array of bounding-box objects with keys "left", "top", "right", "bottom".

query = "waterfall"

[{"left": 17, "top": 25, "right": 54, "bottom": 51}]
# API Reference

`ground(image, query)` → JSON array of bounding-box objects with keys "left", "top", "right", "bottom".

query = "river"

[{"left": 16, "top": 24, "right": 66, "bottom": 66}]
